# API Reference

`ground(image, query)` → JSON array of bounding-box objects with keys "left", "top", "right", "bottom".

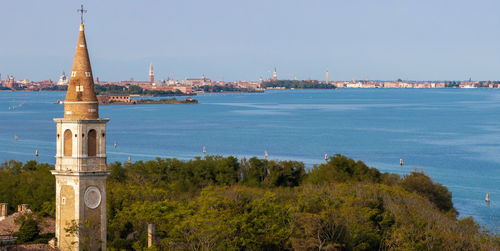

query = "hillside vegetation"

[{"left": 0, "top": 155, "right": 498, "bottom": 250}]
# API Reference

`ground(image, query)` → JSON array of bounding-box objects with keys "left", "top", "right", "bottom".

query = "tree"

[
  {"left": 17, "top": 218, "right": 40, "bottom": 243},
  {"left": 306, "top": 154, "right": 381, "bottom": 185},
  {"left": 266, "top": 160, "right": 305, "bottom": 187},
  {"left": 401, "top": 171, "right": 455, "bottom": 214},
  {"left": 241, "top": 157, "right": 268, "bottom": 186}
]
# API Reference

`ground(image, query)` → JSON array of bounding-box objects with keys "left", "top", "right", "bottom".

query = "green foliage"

[
  {"left": 4, "top": 156, "right": 499, "bottom": 250},
  {"left": 15, "top": 216, "right": 40, "bottom": 243},
  {"left": 136, "top": 98, "right": 198, "bottom": 104},
  {"left": 306, "top": 154, "right": 382, "bottom": 184},
  {"left": 95, "top": 84, "right": 182, "bottom": 96},
  {"left": 266, "top": 160, "right": 306, "bottom": 187},
  {"left": 401, "top": 171, "right": 456, "bottom": 214},
  {"left": 241, "top": 157, "right": 305, "bottom": 187},
  {"left": 41, "top": 85, "right": 68, "bottom": 91},
  {"left": 0, "top": 160, "right": 55, "bottom": 216},
  {"left": 445, "top": 81, "right": 460, "bottom": 88},
  {"left": 13, "top": 213, "right": 54, "bottom": 244},
  {"left": 197, "top": 84, "right": 260, "bottom": 93},
  {"left": 263, "top": 80, "right": 336, "bottom": 89},
  {"left": 241, "top": 157, "right": 267, "bottom": 186}
]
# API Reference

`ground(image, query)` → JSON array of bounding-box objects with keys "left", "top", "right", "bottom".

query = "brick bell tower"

[
  {"left": 52, "top": 7, "right": 109, "bottom": 250},
  {"left": 149, "top": 62, "right": 154, "bottom": 83}
]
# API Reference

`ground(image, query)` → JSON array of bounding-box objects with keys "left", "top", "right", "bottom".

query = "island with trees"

[
  {"left": 95, "top": 84, "right": 189, "bottom": 96},
  {"left": 194, "top": 84, "right": 264, "bottom": 93},
  {"left": 263, "top": 80, "right": 336, "bottom": 89}
]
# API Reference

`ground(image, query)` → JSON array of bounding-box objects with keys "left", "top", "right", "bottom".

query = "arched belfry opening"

[
  {"left": 88, "top": 129, "right": 97, "bottom": 156},
  {"left": 64, "top": 129, "right": 72, "bottom": 157}
]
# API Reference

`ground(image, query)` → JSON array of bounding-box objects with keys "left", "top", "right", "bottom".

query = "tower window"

[
  {"left": 88, "top": 129, "right": 97, "bottom": 157},
  {"left": 76, "top": 85, "right": 83, "bottom": 92},
  {"left": 64, "top": 129, "right": 72, "bottom": 157},
  {"left": 85, "top": 72, "right": 91, "bottom": 77},
  {"left": 71, "top": 71, "right": 76, "bottom": 77}
]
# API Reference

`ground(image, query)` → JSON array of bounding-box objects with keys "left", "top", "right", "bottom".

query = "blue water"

[{"left": 1, "top": 89, "right": 500, "bottom": 230}]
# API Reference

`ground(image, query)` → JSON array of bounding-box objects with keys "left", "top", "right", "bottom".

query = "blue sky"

[{"left": 1, "top": 0, "right": 499, "bottom": 82}]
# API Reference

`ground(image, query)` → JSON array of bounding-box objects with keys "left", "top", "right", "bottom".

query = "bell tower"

[
  {"left": 149, "top": 62, "right": 154, "bottom": 83},
  {"left": 52, "top": 8, "right": 109, "bottom": 250}
]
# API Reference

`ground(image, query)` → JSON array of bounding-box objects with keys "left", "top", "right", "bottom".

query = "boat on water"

[
  {"left": 113, "top": 141, "right": 117, "bottom": 148},
  {"left": 35, "top": 149, "right": 39, "bottom": 157},
  {"left": 203, "top": 146, "right": 206, "bottom": 155},
  {"left": 265, "top": 150, "right": 268, "bottom": 160},
  {"left": 400, "top": 158, "right": 404, "bottom": 166},
  {"left": 486, "top": 192, "right": 490, "bottom": 203},
  {"left": 14, "top": 135, "right": 18, "bottom": 141},
  {"left": 324, "top": 153, "right": 328, "bottom": 161}
]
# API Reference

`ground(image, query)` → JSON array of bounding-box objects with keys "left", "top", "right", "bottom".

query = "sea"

[{"left": 1, "top": 89, "right": 500, "bottom": 230}]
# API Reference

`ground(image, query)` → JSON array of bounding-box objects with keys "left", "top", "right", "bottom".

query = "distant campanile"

[
  {"left": 149, "top": 62, "right": 154, "bottom": 83},
  {"left": 273, "top": 68, "right": 277, "bottom": 81},
  {"left": 52, "top": 7, "right": 109, "bottom": 250},
  {"left": 326, "top": 68, "right": 329, "bottom": 84}
]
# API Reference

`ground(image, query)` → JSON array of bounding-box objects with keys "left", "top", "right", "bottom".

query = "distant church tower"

[
  {"left": 149, "top": 62, "right": 154, "bottom": 83},
  {"left": 52, "top": 16, "right": 109, "bottom": 251},
  {"left": 273, "top": 68, "right": 277, "bottom": 82},
  {"left": 326, "top": 68, "right": 329, "bottom": 84}
]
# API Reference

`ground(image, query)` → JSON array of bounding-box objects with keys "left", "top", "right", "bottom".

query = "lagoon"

[{"left": 1, "top": 89, "right": 500, "bottom": 230}]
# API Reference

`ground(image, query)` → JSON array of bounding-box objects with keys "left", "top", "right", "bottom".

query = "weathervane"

[{"left": 77, "top": 4, "right": 87, "bottom": 24}]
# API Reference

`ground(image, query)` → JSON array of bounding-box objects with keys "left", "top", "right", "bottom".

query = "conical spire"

[{"left": 64, "top": 24, "right": 99, "bottom": 119}]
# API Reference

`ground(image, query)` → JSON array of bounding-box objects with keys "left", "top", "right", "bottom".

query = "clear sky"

[{"left": 1, "top": 0, "right": 500, "bottom": 82}]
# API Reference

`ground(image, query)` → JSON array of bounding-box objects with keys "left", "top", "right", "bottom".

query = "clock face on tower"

[{"left": 84, "top": 186, "right": 101, "bottom": 209}]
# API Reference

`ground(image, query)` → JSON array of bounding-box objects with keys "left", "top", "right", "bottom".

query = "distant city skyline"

[{"left": 1, "top": 0, "right": 500, "bottom": 81}]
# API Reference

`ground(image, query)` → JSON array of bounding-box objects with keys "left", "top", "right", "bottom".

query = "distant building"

[
  {"left": 185, "top": 75, "right": 211, "bottom": 86},
  {"left": 97, "top": 94, "right": 133, "bottom": 104},
  {"left": 273, "top": 68, "right": 277, "bottom": 81},
  {"left": 57, "top": 71, "right": 69, "bottom": 85},
  {"left": 4, "top": 75, "right": 17, "bottom": 89}
]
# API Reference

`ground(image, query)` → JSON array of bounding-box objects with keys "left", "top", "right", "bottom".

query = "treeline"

[
  {"left": 263, "top": 80, "right": 336, "bottom": 89},
  {"left": 0, "top": 160, "right": 55, "bottom": 216},
  {"left": 1, "top": 156, "right": 499, "bottom": 250},
  {"left": 136, "top": 98, "right": 198, "bottom": 104},
  {"left": 106, "top": 155, "right": 497, "bottom": 250},
  {"left": 41, "top": 85, "right": 68, "bottom": 91},
  {"left": 196, "top": 85, "right": 260, "bottom": 93},
  {"left": 95, "top": 84, "right": 183, "bottom": 96}
]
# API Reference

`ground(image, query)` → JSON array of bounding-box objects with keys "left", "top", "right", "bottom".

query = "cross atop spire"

[{"left": 77, "top": 4, "right": 87, "bottom": 24}]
